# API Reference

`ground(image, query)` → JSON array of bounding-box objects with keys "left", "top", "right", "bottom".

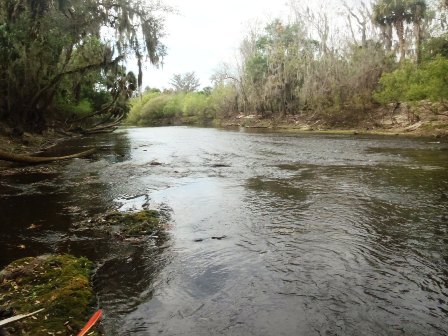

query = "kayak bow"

[{"left": 77, "top": 309, "right": 102, "bottom": 336}]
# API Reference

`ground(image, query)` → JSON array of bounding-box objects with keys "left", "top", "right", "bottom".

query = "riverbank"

[
  {"left": 1, "top": 101, "right": 447, "bottom": 159},
  {"left": 220, "top": 102, "right": 448, "bottom": 138},
  {"left": 0, "top": 123, "right": 69, "bottom": 156}
]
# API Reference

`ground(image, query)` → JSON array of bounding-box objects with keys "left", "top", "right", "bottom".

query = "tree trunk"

[
  {"left": 384, "top": 24, "right": 393, "bottom": 51},
  {"left": 395, "top": 20, "right": 406, "bottom": 62},
  {"left": 0, "top": 148, "right": 96, "bottom": 164},
  {"left": 414, "top": 22, "right": 422, "bottom": 64}
]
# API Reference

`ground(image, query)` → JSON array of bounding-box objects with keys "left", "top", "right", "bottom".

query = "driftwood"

[
  {"left": 0, "top": 308, "right": 44, "bottom": 327},
  {"left": 0, "top": 148, "right": 96, "bottom": 164},
  {"left": 64, "top": 114, "right": 124, "bottom": 135}
]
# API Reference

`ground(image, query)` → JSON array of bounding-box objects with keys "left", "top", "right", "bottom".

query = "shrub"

[{"left": 374, "top": 56, "right": 448, "bottom": 105}]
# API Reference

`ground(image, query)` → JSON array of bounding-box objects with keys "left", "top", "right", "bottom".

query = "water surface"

[{"left": 1, "top": 127, "right": 447, "bottom": 335}]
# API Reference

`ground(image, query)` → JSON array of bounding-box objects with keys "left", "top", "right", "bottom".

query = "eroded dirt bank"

[{"left": 221, "top": 102, "right": 448, "bottom": 138}]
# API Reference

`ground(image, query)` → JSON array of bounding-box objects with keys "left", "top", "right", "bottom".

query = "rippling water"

[{"left": 1, "top": 127, "right": 447, "bottom": 335}]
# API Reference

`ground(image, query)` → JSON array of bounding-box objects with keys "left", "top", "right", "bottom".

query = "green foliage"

[
  {"left": 419, "top": 56, "right": 448, "bottom": 102},
  {"left": 374, "top": 56, "right": 448, "bottom": 104},
  {"left": 0, "top": 0, "right": 169, "bottom": 131},
  {"left": 245, "top": 54, "right": 268, "bottom": 82},
  {"left": 134, "top": 94, "right": 175, "bottom": 126},
  {"left": 126, "top": 85, "right": 237, "bottom": 126},
  {"left": 374, "top": 62, "right": 418, "bottom": 103},
  {"left": 55, "top": 99, "right": 93, "bottom": 118},
  {"left": 162, "top": 93, "right": 184, "bottom": 118},
  {"left": 423, "top": 34, "right": 448, "bottom": 60},
  {"left": 208, "top": 84, "right": 238, "bottom": 118},
  {"left": 183, "top": 93, "right": 209, "bottom": 117},
  {"left": 238, "top": 16, "right": 393, "bottom": 119}
]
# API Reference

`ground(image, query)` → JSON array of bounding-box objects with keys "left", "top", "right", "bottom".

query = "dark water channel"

[{"left": 1, "top": 127, "right": 448, "bottom": 335}]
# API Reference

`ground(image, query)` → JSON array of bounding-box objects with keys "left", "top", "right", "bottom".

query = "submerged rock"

[
  {"left": 76, "top": 209, "right": 169, "bottom": 242},
  {"left": 105, "top": 209, "right": 166, "bottom": 238},
  {"left": 0, "top": 254, "right": 97, "bottom": 336}
]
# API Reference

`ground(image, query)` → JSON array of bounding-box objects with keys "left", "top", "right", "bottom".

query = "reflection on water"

[{"left": 0, "top": 127, "right": 447, "bottom": 335}]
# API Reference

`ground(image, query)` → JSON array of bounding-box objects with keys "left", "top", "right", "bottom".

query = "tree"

[
  {"left": 345, "top": 1, "right": 372, "bottom": 48},
  {"left": 0, "top": 0, "right": 170, "bottom": 131},
  {"left": 373, "top": 0, "right": 429, "bottom": 63},
  {"left": 373, "top": 0, "right": 411, "bottom": 61},
  {"left": 408, "top": 1, "right": 427, "bottom": 63},
  {"left": 373, "top": 2, "right": 394, "bottom": 51},
  {"left": 169, "top": 72, "right": 201, "bottom": 92}
]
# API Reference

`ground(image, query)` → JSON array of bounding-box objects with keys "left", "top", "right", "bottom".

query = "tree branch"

[{"left": 28, "top": 55, "right": 124, "bottom": 111}]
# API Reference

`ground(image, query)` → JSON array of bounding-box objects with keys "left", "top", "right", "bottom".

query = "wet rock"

[
  {"left": 210, "top": 163, "right": 231, "bottom": 168},
  {"left": 194, "top": 236, "right": 227, "bottom": 242},
  {"left": 79, "top": 209, "right": 169, "bottom": 241},
  {"left": 106, "top": 210, "right": 166, "bottom": 237},
  {"left": 0, "top": 254, "right": 97, "bottom": 335},
  {"left": 211, "top": 235, "right": 227, "bottom": 240}
]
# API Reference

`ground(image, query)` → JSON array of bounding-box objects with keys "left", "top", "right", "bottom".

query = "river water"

[{"left": 1, "top": 127, "right": 447, "bottom": 335}]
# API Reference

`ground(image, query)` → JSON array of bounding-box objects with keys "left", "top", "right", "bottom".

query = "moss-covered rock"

[
  {"left": 0, "top": 254, "right": 96, "bottom": 335},
  {"left": 105, "top": 209, "right": 165, "bottom": 237}
]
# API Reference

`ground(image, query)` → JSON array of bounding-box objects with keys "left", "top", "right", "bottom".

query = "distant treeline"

[
  {"left": 1, "top": 0, "right": 447, "bottom": 132},
  {"left": 129, "top": 0, "right": 448, "bottom": 127}
]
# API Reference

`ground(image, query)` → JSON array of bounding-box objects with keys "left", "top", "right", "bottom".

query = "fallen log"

[{"left": 0, "top": 148, "right": 96, "bottom": 164}]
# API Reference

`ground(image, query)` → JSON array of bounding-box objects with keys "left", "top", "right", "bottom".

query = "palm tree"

[
  {"left": 373, "top": 0, "right": 412, "bottom": 61},
  {"left": 373, "top": 0, "right": 394, "bottom": 51},
  {"left": 408, "top": 1, "right": 427, "bottom": 64}
]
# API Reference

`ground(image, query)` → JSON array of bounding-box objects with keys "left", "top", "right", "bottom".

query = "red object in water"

[{"left": 77, "top": 309, "right": 103, "bottom": 336}]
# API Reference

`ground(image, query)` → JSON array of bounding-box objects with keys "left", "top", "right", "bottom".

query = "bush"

[
  {"left": 126, "top": 90, "right": 224, "bottom": 126},
  {"left": 374, "top": 56, "right": 448, "bottom": 105},
  {"left": 374, "top": 62, "right": 418, "bottom": 104},
  {"left": 127, "top": 91, "right": 161, "bottom": 124},
  {"left": 137, "top": 95, "right": 175, "bottom": 126},
  {"left": 55, "top": 98, "right": 93, "bottom": 118}
]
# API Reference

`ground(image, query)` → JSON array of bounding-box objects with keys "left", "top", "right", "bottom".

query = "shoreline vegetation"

[
  {"left": 1, "top": 1, "right": 448, "bottom": 150},
  {"left": 0, "top": 103, "right": 446, "bottom": 159},
  {"left": 122, "top": 0, "right": 448, "bottom": 140},
  {"left": 125, "top": 92, "right": 448, "bottom": 138}
]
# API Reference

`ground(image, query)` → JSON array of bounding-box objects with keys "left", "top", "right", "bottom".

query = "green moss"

[
  {"left": 0, "top": 254, "right": 96, "bottom": 336},
  {"left": 106, "top": 210, "right": 164, "bottom": 237}
]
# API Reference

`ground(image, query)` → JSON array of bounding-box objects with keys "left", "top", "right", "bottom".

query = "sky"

[{"left": 139, "top": 0, "right": 356, "bottom": 90}]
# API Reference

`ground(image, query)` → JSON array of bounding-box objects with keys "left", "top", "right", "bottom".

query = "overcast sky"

[{"left": 140, "top": 0, "right": 355, "bottom": 90}]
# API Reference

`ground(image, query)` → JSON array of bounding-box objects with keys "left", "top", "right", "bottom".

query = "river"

[{"left": 1, "top": 127, "right": 447, "bottom": 335}]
